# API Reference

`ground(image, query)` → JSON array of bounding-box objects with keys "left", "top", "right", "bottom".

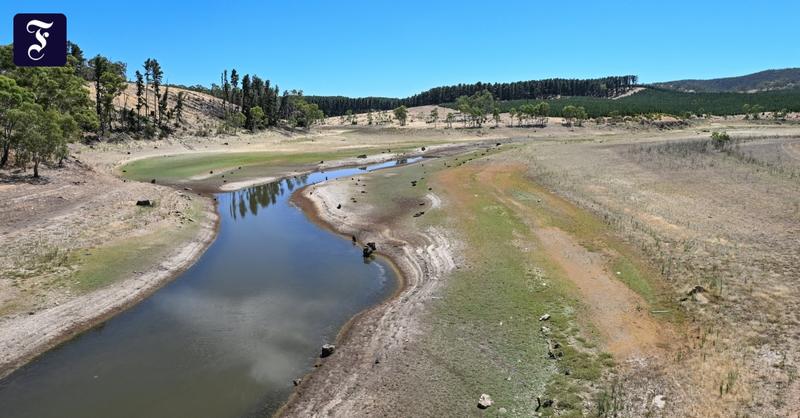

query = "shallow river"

[{"left": 0, "top": 159, "right": 417, "bottom": 418}]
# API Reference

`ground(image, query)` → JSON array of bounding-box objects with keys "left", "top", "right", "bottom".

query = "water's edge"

[
  {"left": 0, "top": 152, "right": 424, "bottom": 381},
  {"left": 0, "top": 154, "right": 425, "bottom": 418}
]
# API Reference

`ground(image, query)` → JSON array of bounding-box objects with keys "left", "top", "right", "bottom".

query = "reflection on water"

[
  {"left": 229, "top": 174, "right": 309, "bottom": 220},
  {"left": 0, "top": 159, "right": 419, "bottom": 418}
]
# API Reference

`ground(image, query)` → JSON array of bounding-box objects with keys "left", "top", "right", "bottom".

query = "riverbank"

[
  {"left": 281, "top": 164, "right": 458, "bottom": 416},
  {"left": 0, "top": 159, "right": 219, "bottom": 379},
  {"left": 281, "top": 140, "right": 679, "bottom": 415},
  {"left": 0, "top": 204, "right": 217, "bottom": 379},
  {"left": 0, "top": 129, "right": 497, "bottom": 381}
]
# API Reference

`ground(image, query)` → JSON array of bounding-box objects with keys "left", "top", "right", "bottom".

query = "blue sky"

[{"left": 3, "top": 1, "right": 799, "bottom": 97}]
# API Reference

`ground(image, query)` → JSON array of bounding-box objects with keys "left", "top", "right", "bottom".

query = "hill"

[
  {"left": 471, "top": 87, "right": 800, "bottom": 118},
  {"left": 87, "top": 82, "right": 228, "bottom": 135},
  {"left": 488, "top": 88, "right": 800, "bottom": 117},
  {"left": 653, "top": 68, "right": 800, "bottom": 93}
]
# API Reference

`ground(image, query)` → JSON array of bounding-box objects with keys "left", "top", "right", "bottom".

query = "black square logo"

[{"left": 13, "top": 13, "right": 67, "bottom": 67}]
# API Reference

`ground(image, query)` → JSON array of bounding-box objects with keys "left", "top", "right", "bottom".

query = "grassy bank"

[
  {"left": 340, "top": 145, "right": 671, "bottom": 415},
  {"left": 67, "top": 197, "right": 208, "bottom": 292},
  {"left": 120, "top": 149, "right": 368, "bottom": 183}
]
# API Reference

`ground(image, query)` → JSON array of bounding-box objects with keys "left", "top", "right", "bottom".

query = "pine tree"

[
  {"left": 241, "top": 74, "right": 252, "bottom": 129},
  {"left": 159, "top": 85, "right": 169, "bottom": 126},
  {"left": 143, "top": 58, "right": 153, "bottom": 119},
  {"left": 150, "top": 60, "right": 163, "bottom": 124},
  {"left": 135, "top": 70, "right": 145, "bottom": 123},
  {"left": 222, "top": 70, "right": 230, "bottom": 113},
  {"left": 230, "top": 69, "right": 239, "bottom": 109},
  {"left": 174, "top": 92, "right": 184, "bottom": 123}
]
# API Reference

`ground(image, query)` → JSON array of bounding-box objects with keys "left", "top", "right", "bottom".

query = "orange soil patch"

[{"left": 447, "top": 160, "right": 668, "bottom": 359}]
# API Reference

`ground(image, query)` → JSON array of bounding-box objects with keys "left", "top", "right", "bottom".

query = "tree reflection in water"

[{"left": 228, "top": 174, "right": 310, "bottom": 220}]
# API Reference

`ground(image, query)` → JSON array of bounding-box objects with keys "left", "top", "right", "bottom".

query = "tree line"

[
  {"left": 188, "top": 69, "right": 324, "bottom": 131},
  {"left": 306, "top": 75, "right": 638, "bottom": 116},
  {"left": 491, "top": 87, "right": 800, "bottom": 118}
]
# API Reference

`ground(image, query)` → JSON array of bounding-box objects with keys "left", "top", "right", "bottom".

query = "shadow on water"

[{"left": 0, "top": 158, "right": 421, "bottom": 418}]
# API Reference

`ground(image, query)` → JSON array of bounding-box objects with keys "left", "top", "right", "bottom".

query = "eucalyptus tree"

[{"left": 393, "top": 105, "right": 408, "bottom": 126}]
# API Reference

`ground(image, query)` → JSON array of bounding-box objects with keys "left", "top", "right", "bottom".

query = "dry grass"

[{"left": 513, "top": 128, "right": 800, "bottom": 416}]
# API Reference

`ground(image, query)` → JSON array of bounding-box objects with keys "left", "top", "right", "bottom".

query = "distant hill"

[{"left": 654, "top": 68, "right": 800, "bottom": 93}]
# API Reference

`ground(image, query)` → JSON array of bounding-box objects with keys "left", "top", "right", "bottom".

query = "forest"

[
  {"left": 487, "top": 87, "right": 800, "bottom": 118},
  {"left": 306, "top": 76, "right": 639, "bottom": 116}
]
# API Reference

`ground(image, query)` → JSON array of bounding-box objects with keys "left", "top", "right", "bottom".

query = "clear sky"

[{"left": 3, "top": 1, "right": 799, "bottom": 97}]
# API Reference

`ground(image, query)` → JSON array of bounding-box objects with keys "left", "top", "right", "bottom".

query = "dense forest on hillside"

[
  {"left": 483, "top": 87, "right": 800, "bottom": 118},
  {"left": 306, "top": 76, "right": 638, "bottom": 116},
  {"left": 654, "top": 68, "right": 800, "bottom": 93}
]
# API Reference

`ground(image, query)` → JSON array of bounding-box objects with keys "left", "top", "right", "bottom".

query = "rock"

[
  {"left": 536, "top": 397, "right": 553, "bottom": 411},
  {"left": 292, "top": 378, "right": 302, "bottom": 386},
  {"left": 652, "top": 394, "right": 666, "bottom": 408},
  {"left": 686, "top": 285, "right": 706, "bottom": 296},
  {"left": 413, "top": 211, "right": 425, "bottom": 217},
  {"left": 136, "top": 199, "right": 153, "bottom": 206},
  {"left": 209, "top": 170, "right": 214, "bottom": 174},
  {"left": 498, "top": 407, "right": 507, "bottom": 414},
  {"left": 357, "top": 154, "right": 367, "bottom": 159},
  {"left": 363, "top": 246, "right": 374, "bottom": 257},
  {"left": 336, "top": 204, "right": 342, "bottom": 209},
  {"left": 366, "top": 242, "right": 377, "bottom": 251},
  {"left": 547, "top": 339, "right": 563, "bottom": 359},
  {"left": 683, "top": 285, "right": 710, "bottom": 304},
  {"left": 351, "top": 235, "right": 357, "bottom": 243},
  {"left": 693, "top": 292, "right": 709, "bottom": 304},
  {"left": 540, "top": 326, "right": 551, "bottom": 334},
  {"left": 150, "top": 179, "right": 156, "bottom": 184},
  {"left": 421, "top": 146, "right": 426, "bottom": 151},
  {"left": 477, "top": 394, "right": 493, "bottom": 409},
  {"left": 320, "top": 344, "right": 336, "bottom": 358},
  {"left": 184, "top": 187, "right": 192, "bottom": 191},
  {"left": 539, "top": 313, "right": 550, "bottom": 321},
  {"left": 319, "top": 160, "right": 324, "bottom": 164}
]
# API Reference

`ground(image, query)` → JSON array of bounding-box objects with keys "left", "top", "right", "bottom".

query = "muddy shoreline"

[
  {"left": 278, "top": 189, "right": 408, "bottom": 415},
  {"left": 277, "top": 167, "right": 457, "bottom": 416}
]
